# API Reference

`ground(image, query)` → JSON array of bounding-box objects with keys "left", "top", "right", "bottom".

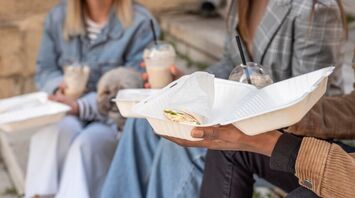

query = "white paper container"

[
  {"left": 134, "top": 67, "right": 334, "bottom": 141},
  {"left": 0, "top": 92, "right": 70, "bottom": 132},
  {"left": 113, "top": 89, "right": 160, "bottom": 118},
  {"left": 231, "top": 77, "right": 328, "bottom": 135}
]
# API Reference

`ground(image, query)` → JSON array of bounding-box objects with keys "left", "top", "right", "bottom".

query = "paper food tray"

[
  {"left": 134, "top": 67, "right": 334, "bottom": 141},
  {"left": 113, "top": 89, "right": 160, "bottom": 118},
  {"left": 0, "top": 92, "right": 70, "bottom": 132}
]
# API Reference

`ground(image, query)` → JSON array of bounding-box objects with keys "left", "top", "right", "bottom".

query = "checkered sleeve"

[{"left": 293, "top": 1, "right": 345, "bottom": 95}]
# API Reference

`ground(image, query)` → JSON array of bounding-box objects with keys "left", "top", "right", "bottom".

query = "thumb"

[{"left": 191, "top": 127, "right": 218, "bottom": 140}]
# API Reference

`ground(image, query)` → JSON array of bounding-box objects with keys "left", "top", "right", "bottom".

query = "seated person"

[
  {"left": 101, "top": 0, "right": 347, "bottom": 197},
  {"left": 166, "top": 86, "right": 355, "bottom": 198},
  {"left": 26, "top": 0, "right": 156, "bottom": 197}
]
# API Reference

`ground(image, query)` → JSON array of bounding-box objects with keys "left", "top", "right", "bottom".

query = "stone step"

[
  {"left": 0, "top": 0, "right": 57, "bottom": 22},
  {"left": 343, "top": 0, "right": 355, "bottom": 17},
  {"left": 159, "top": 12, "right": 225, "bottom": 68}
]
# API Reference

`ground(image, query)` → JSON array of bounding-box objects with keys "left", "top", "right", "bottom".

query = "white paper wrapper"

[
  {"left": 0, "top": 92, "right": 70, "bottom": 132},
  {"left": 132, "top": 67, "right": 334, "bottom": 140}
]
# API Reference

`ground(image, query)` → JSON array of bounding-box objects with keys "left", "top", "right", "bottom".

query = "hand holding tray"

[{"left": 132, "top": 67, "right": 334, "bottom": 140}]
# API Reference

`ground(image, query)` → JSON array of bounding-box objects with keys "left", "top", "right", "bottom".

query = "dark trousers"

[{"left": 200, "top": 150, "right": 319, "bottom": 198}]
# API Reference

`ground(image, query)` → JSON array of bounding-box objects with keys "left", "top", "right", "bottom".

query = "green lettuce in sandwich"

[{"left": 163, "top": 109, "right": 202, "bottom": 125}]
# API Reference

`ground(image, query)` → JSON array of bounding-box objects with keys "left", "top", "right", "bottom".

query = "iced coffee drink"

[
  {"left": 64, "top": 65, "right": 90, "bottom": 99},
  {"left": 144, "top": 42, "right": 176, "bottom": 88},
  {"left": 229, "top": 62, "right": 273, "bottom": 88}
]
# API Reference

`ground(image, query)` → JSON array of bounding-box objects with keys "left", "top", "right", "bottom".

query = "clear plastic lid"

[
  {"left": 143, "top": 41, "right": 176, "bottom": 60},
  {"left": 229, "top": 62, "right": 273, "bottom": 88}
]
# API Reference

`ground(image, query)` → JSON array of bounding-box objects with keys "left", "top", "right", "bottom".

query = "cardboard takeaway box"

[
  {"left": 115, "top": 67, "right": 333, "bottom": 141},
  {"left": 0, "top": 92, "right": 70, "bottom": 132}
]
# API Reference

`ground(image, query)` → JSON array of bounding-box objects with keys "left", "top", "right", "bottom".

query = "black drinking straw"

[
  {"left": 235, "top": 35, "right": 252, "bottom": 84},
  {"left": 150, "top": 19, "right": 158, "bottom": 46}
]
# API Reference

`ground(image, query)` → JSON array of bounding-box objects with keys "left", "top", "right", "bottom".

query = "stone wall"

[
  {"left": 141, "top": 0, "right": 199, "bottom": 13},
  {"left": 0, "top": 10, "right": 49, "bottom": 98},
  {"left": 0, "top": 0, "right": 61, "bottom": 99},
  {"left": 0, "top": 0, "right": 199, "bottom": 99}
]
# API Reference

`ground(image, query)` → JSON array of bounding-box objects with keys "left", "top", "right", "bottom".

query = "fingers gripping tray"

[{"left": 133, "top": 67, "right": 334, "bottom": 140}]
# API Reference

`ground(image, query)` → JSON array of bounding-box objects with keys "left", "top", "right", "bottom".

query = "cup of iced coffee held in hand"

[
  {"left": 63, "top": 65, "right": 90, "bottom": 100},
  {"left": 144, "top": 42, "right": 176, "bottom": 88}
]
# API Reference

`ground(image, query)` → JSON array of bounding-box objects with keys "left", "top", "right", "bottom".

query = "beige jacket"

[
  {"left": 288, "top": 89, "right": 355, "bottom": 139},
  {"left": 285, "top": 79, "right": 355, "bottom": 197},
  {"left": 295, "top": 137, "right": 355, "bottom": 198}
]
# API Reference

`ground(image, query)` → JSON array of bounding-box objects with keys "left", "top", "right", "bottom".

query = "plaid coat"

[{"left": 207, "top": 0, "right": 345, "bottom": 95}]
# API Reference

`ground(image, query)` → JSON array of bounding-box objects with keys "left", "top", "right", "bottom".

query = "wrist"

[
  {"left": 243, "top": 131, "right": 282, "bottom": 156},
  {"left": 269, "top": 133, "right": 302, "bottom": 173},
  {"left": 70, "top": 101, "right": 80, "bottom": 116}
]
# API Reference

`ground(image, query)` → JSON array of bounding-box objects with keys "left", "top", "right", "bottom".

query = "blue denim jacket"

[{"left": 35, "top": 1, "right": 158, "bottom": 121}]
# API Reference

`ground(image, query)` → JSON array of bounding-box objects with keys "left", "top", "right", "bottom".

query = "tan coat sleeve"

[
  {"left": 286, "top": 89, "right": 355, "bottom": 139},
  {"left": 295, "top": 137, "right": 355, "bottom": 198}
]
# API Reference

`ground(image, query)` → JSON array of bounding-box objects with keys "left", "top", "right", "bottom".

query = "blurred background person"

[
  {"left": 102, "top": 0, "right": 347, "bottom": 197},
  {"left": 171, "top": 59, "right": 355, "bottom": 197},
  {"left": 25, "top": 0, "right": 156, "bottom": 197},
  {"left": 167, "top": 85, "right": 355, "bottom": 197}
]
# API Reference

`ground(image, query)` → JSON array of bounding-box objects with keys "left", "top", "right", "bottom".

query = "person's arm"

[
  {"left": 162, "top": 124, "right": 355, "bottom": 198},
  {"left": 206, "top": 34, "right": 239, "bottom": 79},
  {"left": 76, "top": 92, "right": 108, "bottom": 121},
  {"left": 270, "top": 134, "right": 355, "bottom": 198},
  {"left": 35, "top": 12, "right": 63, "bottom": 94},
  {"left": 293, "top": 1, "right": 345, "bottom": 96},
  {"left": 83, "top": 18, "right": 157, "bottom": 122},
  {"left": 286, "top": 90, "right": 355, "bottom": 139}
]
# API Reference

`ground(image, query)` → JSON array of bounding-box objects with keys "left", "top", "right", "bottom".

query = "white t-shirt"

[{"left": 85, "top": 18, "right": 107, "bottom": 42}]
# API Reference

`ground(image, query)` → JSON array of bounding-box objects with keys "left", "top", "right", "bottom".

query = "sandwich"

[{"left": 163, "top": 109, "right": 202, "bottom": 125}]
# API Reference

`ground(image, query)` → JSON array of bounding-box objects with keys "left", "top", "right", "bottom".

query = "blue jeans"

[{"left": 101, "top": 118, "right": 206, "bottom": 198}]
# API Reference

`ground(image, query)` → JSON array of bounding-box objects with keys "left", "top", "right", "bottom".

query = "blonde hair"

[{"left": 63, "top": 0, "right": 133, "bottom": 40}]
